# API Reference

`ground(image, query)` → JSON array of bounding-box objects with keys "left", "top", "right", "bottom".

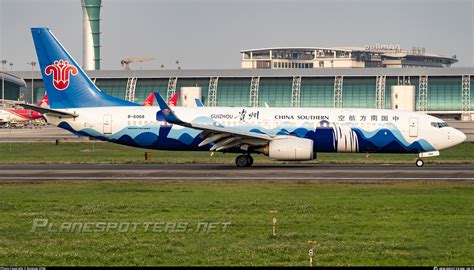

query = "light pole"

[
  {"left": 9, "top": 62, "right": 13, "bottom": 71},
  {"left": 27, "top": 61, "right": 36, "bottom": 104},
  {"left": 1, "top": 59, "right": 7, "bottom": 108}
]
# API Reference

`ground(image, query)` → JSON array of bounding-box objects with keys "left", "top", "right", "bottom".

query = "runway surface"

[
  {"left": 0, "top": 164, "right": 473, "bottom": 182},
  {"left": 0, "top": 125, "right": 87, "bottom": 142}
]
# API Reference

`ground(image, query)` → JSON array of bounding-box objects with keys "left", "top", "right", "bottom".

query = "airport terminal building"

[
  {"left": 7, "top": 67, "right": 474, "bottom": 121},
  {"left": 0, "top": 72, "right": 26, "bottom": 105},
  {"left": 240, "top": 46, "right": 458, "bottom": 69}
]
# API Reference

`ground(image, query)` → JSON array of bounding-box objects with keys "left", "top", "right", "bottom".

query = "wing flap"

[{"left": 190, "top": 122, "right": 271, "bottom": 141}]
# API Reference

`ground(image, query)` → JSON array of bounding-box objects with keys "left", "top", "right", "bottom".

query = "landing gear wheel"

[
  {"left": 235, "top": 154, "right": 250, "bottom": 167},
  {"left": 246, "top": 155, "right": 254, "bottom": 167},
  {"left": 415, "top": 158, "right": 424, "bottom": 167}
]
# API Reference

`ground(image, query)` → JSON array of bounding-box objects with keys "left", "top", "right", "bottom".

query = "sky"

[{"left": 0, "top": 0, "right": 473, "bottom": 71}]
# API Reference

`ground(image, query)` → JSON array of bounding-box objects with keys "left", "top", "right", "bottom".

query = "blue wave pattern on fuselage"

[
  {"left": 352, "top": 128, "right": 435, "bottom": 153},
  {"left": 58, "top": 122, "right": 205, "bottom": 151},
  {"left": 58, "top": 120, "right": 434, "bottom": 153}
]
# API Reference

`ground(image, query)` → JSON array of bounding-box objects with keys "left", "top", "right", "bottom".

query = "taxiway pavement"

[{"left": 0, "top": 164, "right": 472, "bottom": 182}]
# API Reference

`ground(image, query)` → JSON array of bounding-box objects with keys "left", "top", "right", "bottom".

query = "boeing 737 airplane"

[
  {"left": 21, "top": 28, "right": 466, "bottom": 167},
  {"left": 0, "top": 95, "right": 49, "bottom": 126}
]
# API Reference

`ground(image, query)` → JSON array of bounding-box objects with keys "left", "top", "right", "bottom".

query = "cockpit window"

[{"left": 431, "top": 122, "right": 449, "bottom": 128}]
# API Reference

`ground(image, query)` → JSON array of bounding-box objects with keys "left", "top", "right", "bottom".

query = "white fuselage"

[{"left": 43, "top": 106, "right": 466, "bottom": 153}]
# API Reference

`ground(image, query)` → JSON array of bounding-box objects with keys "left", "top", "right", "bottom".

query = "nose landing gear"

[
  {"left": 415, "top": 158, "right": 424, "bottom": 167},
  {"left": 416, "top": 151, "right": 439, "bottom": 167},
  {"left": 235, "top": 154, "right": 254, "bottom": 167}
]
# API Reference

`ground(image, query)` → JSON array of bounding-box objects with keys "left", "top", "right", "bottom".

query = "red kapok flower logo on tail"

[{"left": 45, "top": 60, "right": 78, "bottom": 90}]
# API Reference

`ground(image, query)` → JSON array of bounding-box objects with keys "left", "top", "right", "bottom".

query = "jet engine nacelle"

[{"left": 261, "top": 136, "right": 315, "bottom": 161}]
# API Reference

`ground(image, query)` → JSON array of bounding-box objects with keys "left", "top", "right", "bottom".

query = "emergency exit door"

[
  {"left": 103, "top": 114, "right": 112, "bottom": 134},
  {"left": 409, "top": 117, "right": 418, "bottom": 137}
]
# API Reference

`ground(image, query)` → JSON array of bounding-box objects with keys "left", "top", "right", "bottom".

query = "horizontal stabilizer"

[{"left": 16, "top": 103, "right": 78, "bottom": 118}]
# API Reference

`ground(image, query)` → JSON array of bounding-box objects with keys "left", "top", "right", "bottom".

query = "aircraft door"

[
  {"left": 409, "top": 117, "right": 418, "bottom": 137},
  {"left": 103, "top": 114, "right": 112, "bottom": 134}
]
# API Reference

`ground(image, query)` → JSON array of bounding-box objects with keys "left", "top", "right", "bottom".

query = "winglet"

[
  {"left": 195, "top": 98, "right": 205, "bottom": 107},
  {"left": 154, "top": 92, "right": 189, "bottom": 126}
]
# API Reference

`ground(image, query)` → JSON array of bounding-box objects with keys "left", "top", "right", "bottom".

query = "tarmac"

[
  {"left": 0, "top": 125, "right": 88, "bottom": 142},
  {"left": 0, "top": 163, "right": 472, "bottom": 182}
]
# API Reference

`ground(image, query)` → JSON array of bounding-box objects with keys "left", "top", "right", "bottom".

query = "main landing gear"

[
  {"left": 415, "top": 158, "right": 424, "bottom": 167},
  {"left": 235, "top": 154, "right": 254, "bottom": 167}
]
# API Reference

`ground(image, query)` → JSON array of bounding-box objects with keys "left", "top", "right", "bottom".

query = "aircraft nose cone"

[
  {"left": 458, "top": 130, "right": 467, "bottom": 143},
  {"left": 453, "top": 128, "right": 467, "bottom": 145}
]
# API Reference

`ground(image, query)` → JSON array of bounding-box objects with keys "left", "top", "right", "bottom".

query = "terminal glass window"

[
  {"left": 33, "top": 81, "right": 45, "bottom": 104},
  {"left": 472, "top": 76, "right": 474, "bottom": 111},
  {"left": 3, "top": 81, "right": 21, "bottom": 101},
  {"left": 428, "top": 76, "right": 462, "bottom": 111},
  {"left": 272, "top": 49, "right": 314, "bottom": 60},
  {"left": 258, "top": 78, "right": 292, "bottom": 107},
  {"left": 256, "top": 61, "right": 271, "bottom": 69},
  {"left": 95, "top": 79, "right": 128, "bottom": 100},
  {"left": 252, "top": 51, "right": 270, "bottom": 60},
  {"left": 135, "top": 79, "right": 168, "bottom": 104},
  {"left": 300, "top": 78, "right": 334, "bottom": 107},
  {"left": 25, "top": 80, "right": 45, "bottom": 104},
  {"left": 410, "top": 77, "right": 421, "bottom": 111},
  {"left": 343, "top": 78, "right": 376, "bottom": 108},
  {"left": 217, "top": 78, "right": 250, "bottom": 107}
]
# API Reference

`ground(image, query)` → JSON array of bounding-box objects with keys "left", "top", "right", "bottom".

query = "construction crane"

[{"left": 120, "top": 57, "right": 155, "bottom": 70}]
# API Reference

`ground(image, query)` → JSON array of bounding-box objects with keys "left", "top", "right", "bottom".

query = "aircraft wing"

[
  {"left": 154, "top": 92, "right": 271, "bottom": 151},
  {"left": 16, "top": 103, "right": 79, "bottom": 118}
]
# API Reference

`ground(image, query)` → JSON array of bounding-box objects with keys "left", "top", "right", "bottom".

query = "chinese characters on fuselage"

[{"left": 210, "top": 111, "right": 400, "bottom": 123}]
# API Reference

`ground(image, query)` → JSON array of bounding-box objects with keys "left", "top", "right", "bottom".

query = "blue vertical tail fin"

[{"left": 31, "top": 28, "right": 138, "bottom": 109}]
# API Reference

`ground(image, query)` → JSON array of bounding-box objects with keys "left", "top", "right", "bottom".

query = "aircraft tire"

[
  {"left": 236, "top": 155, "right": 250, "bottom": 167},
  {"left": 246, "top": 155, "right": 254, "bottom": 167},
  {"left": 415, "top": 158, "right": 424, "bottom": 167}
]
